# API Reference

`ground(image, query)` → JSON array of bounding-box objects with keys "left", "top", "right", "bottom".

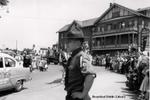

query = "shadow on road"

[
  {"left": 121, "top": 87, "right": 140, "bottom": 100},
  {"left": 116, "top": 81, "right": 140, "bottom": 100},
  {"left": 0, "top": 87, "right": 28, "bottom": 97},
  {"left": 47, "top": 78, "right": 62, "bottom": 84}
]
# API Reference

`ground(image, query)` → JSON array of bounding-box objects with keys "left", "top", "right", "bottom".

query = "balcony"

[
  {"left": 92, "top": 44, "right": 130, "bottom": 50},
  {"left": 93, "top": 31, "right": 103, "bottom": 35},
  {"left": 93, "top": 27, "right": 138, "bottom": 36}
]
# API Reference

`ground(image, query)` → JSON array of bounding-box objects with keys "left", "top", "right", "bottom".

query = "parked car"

[{"left": 0, "top": 53, "right": 31, "bottom": 92}]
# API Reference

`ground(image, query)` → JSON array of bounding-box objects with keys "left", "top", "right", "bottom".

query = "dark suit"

[{"left": 65, "top": 48, "right": 96, "bottom": 100}]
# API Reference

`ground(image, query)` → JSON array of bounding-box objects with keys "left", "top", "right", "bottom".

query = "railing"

[
  {"left": 92, "top": 44, "right": 129, "bottom": 50},
  {"left": 93, "top": 27, "right": 138, "bottom": 35},
  {"left": 105, "top": 45, "right": 115, "bottom": 48}
]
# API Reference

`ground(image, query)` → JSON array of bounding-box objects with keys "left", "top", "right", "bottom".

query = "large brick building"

[
  {"left": 58, "top": 3, "right": 150, "bottom": 55},
  {"left": 57, "top": 19, "right": 97, "bottom": 51}
]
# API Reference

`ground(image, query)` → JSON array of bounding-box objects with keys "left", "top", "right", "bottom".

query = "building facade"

[
  {"left": 58, "top": 3, "right": 150, "bottom": 55},
  {"left": 57, "top": 19, "right": 97, "bottom": 52},
  {"left": 92, "top": 3, "right": 150, "bottom": 55}
]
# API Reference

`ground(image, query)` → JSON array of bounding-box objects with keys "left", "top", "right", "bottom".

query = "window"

[
  {"left": 121, "top": 35, "right": 128, "bottom": 44},
  {"left": 104, "top": 25, "right": 108, "bottom": 31},
  {"left": 61, "top": 33, "right": 63, "bottom": 38},
  {"left": 108, "top": 24, "right": 112, "bottom": 30},
  {"left": 101, "top": 27, "right": 104, "bottom": 32},
  {"left": 119, "top": 22, "right": 125, "bottom": 29},
  {"left": 0, "top": 57, "right": 3, "bottom": 68},
  {"left": 129, "top": 20, "right": 134, "bottom": 27},
  {"left": 92, "top": 27, "right": 97, "bottom": 32},
  {"left": 112, "top": 24, "right": 117, "bottom": 30},
  {"left": 5, "top": 58, "right": 16, "bottom": 67},
  {"left": 125, "top": 21, "right": 130, "bottom": 28},
  {"left": 105, "top": 36, "right": 115, "bottom": 45},
  {"left": 112, "top": 11, "right": 120, "bottom": 18},
  {"left": 98, "top": 26, "right": 101, "bottom": 32}
]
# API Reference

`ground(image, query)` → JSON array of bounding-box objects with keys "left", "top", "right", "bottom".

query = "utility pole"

[{"left": 16, "top": 40, "right": 18, "bottom": 54}]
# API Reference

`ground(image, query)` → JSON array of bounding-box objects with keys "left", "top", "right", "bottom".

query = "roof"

[
  {"left": 94, "top": 3, "right": 149, "bottom": 24},
  {"left": 58, "top": 3, "right": 149, "bottom": 33},
  {"left": 81, "top": 18, "right": 98, "bottom": 27},
  {"left": 2, "top": 50, "right": 16, "bottom": 55},
  {"left": 0, "top": 53, "right": 16, "bottom": 60},
  {"left": 137, "top": 7, "right": 150, "bottom": 11},
  {"left": 58, "top": 18, "right": 98, "bottom": 33},
  {"left": 57, "top": 24, "right": 71, "bottom": 33},
  {"left": 40, "top": 48, "right": 48, "bottom": 50}
]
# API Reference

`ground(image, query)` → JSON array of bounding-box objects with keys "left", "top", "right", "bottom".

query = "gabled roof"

[
  {"left": 94, "top": 3, "right": 148, "bottom": 24},
  {"left": 57, "top": 24, "right": 71, "bottom": 33},
  {"left": 58, "top": 3, "right": 149, "bottom": 33},
  {"left": 82, "top": 18, "right": 98, "bottom": 27},
  {"left": 58, "top": 18, "right": 98, "bottom": 33},
  {"left": 67, "top": 20, "right": 82, "bottom": 32}
]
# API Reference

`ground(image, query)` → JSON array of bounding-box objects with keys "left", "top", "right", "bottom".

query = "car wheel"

[{"left": 15, "top": 80, "right": 23, "bottom": 92}]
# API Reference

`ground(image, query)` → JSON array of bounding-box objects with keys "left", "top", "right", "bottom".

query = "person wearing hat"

[{"left": 62, "top": 30, "right": 96, "bottom": 100}]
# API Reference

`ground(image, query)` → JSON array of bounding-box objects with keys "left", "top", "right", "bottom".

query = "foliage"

[{"left": 0, "top": 0, "right": 9, "bottom": 6}]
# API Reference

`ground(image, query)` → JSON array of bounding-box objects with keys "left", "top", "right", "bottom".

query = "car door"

[
  {"left": 0, "top": 56, "right": 10, "bottom": 90},
  {"left": 4, "top": 57, "right": 17, "bottom": 87}
]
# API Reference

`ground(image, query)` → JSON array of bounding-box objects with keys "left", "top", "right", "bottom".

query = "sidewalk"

[{"left": 90, "top": 67, "right": 137, "bottom": 100}]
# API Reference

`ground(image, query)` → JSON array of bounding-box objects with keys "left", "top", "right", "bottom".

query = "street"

[{"left": 0, "top": 64, "right": 137, "bottom": 100}]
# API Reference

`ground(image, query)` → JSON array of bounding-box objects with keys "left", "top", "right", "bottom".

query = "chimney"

[{"left": 110, "top": 3, "right": 113, "bottom": 7}]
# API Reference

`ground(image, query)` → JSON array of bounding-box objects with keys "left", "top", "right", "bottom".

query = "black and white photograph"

[{"left": 0, "top": 0, "right": 149, "bottom": 100}]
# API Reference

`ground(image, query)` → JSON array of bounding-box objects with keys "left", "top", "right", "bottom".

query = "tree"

[
  {"left": 0, "top": 0, "right": 9, "bottom": 6},
  {"left": 0, "top": 0, "right": 9, "bottom": 18}
]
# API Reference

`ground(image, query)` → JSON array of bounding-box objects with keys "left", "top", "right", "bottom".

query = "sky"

[{"left": 0, "top": 0, "right": 150, "bottom": 50}]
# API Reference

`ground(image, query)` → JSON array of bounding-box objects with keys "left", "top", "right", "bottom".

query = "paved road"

[
  {"left": 0, "top": 64, "right": 65, "bottom": 100},
  {"left": 90, "top": 67, "right": 137, "bottom": 100},
  {"left": 0, "top": 65, "right": 137, "bottom": 100}
]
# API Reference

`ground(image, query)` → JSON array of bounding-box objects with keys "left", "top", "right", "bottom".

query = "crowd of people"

[
  {"left": 84, "top": 49, "right": 149, "bottom": 100},
  {"left": 11, "top": 51, "right": 48, "bottom": 72},
  {"left": 2, "top": 43, "right": 149, "bottom": 100},
  {"left": 103, "top": 51, "right": 149, "bottom": 100},
  {"left": 59, "top": 43, "right": 149, "bottom": 100}
]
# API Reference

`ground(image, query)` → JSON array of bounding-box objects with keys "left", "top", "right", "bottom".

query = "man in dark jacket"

[
  {"left": 63, "top": 31, "right": 96, "bottom": 100},
  {"left": 105, "top": 54, "right": 111, "bottom": 69}
]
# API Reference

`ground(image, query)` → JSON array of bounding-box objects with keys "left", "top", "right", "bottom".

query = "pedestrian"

[
  {"left": 136, "top": 51, "right": 149, "bottom": 88},
  {"left": 105, "top": 54, "right": 111, "bottom": 69},
  {"left": 63, "top": 31, "right": 96, "bottom": 100},
  {"left": 137, "top": 51, "right": 149, "bottom": 100},
  {"left": 59, "top": 49, "right": 69, "bottom": 84}
]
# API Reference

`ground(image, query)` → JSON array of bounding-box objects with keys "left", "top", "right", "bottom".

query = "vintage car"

[{"left": 0, "top": 53, "right": 31, "bottom": 92}]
